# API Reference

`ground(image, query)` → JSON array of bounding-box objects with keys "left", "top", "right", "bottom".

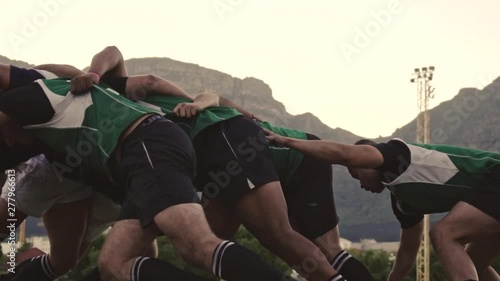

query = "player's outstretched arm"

[
  {"left": 173, "top": 90, "right": 219, "bottom": 118},
  {"left": 125, "top": 75, "right": 193, "bottom": 101},
  {"left": 73, "top": 46, "right": 261, "bottom": 121},
  {"left": 71, "top": 46, "right": 193, "bottom": 102},
  {"left": 387, "top": 221, "right": 423, "bottom": 281},
  {"left": 33, "top": 64, "right": 84, "bottom": 77},
  {"left": 265, "top": 129, "right": 383, "bottom": 168}
]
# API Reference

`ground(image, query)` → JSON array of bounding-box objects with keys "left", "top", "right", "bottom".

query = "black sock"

[
  {"left": 131, "top": 257, "right": 213, "bottom": 281},
  {"left": 328, "top": 273, "right": 346, "bottom": 281},
  {"left": 11, "top": 255, "right": 59, "bottom": 281},
  {"left": 78, "top": 267, "right": 102, "bottom": 281},
  {"left": 212, "top": 241, "right": 296, "bottom": 281},
  {"left": 331, "top": 250, "right": 375, "bottom": 281}
]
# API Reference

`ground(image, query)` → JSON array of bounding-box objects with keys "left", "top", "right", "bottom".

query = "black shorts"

[
  {"left": 283, "top": 134, "right": 339, "bottom": 240},
  {"left": 118, "top": 116, "right": 199, "bottom": 227},
  {"left": 194, "top": 116, "right": 279, "bottom": 206},
  {"left": 463, "top": 165, "right": 500, "bottom": 221}
]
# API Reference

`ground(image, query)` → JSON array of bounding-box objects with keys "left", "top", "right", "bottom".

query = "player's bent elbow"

[
  {"left": 143, "top": 74, "right": 160, "bottom": 92},
  {"left": 103, "top": 45, "right": 121, "bottom": 56},
  {"left": 105, "top": 45, "right": 119, "bottom": 51}
]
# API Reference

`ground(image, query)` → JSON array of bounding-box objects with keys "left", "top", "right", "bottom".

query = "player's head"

[{"left": 347, "top": 139, "right": 385, "bottom": 193}]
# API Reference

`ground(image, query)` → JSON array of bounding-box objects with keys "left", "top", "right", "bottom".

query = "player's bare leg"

[{"left": 430, "top": 202, "right": 500, "bottom": 281}]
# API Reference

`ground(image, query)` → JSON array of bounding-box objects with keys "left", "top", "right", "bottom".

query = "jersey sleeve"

[
  {"left": 0, "top": 83, "right": 55, "bottom": 126},
  {"left": 391, "top": 194, "right": 423, "bottom": 229},
  {"left": 8, "top": 66, "right": 47, "bottom": 90},
  {"left": 101, "top": 76, "right": 128, "bottom": 96},
  {"left": 374, "top": 139, "right": 411, "bottom": 183}
]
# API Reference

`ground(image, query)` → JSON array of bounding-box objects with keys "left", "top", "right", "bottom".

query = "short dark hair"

[{"left": 354, "top": 139, "right": 377, "bottom": 146}]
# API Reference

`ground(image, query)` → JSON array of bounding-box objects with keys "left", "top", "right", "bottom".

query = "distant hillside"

[
  {"left": 0, "top": 55, "right": 33, "bottom": 68},
  {"left": 124, "top": 58, "right": 364, "bottom": 144},
  {"left": 390, "top": 84, "right": 499, "bottom": 151},
  {"left": 2, "top": 55, "right": 499, "bottom": 241}
]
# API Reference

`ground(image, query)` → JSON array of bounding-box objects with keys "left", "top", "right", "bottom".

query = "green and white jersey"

[
  {"left": 139, "top": 95, "right": 242, "bottom": 139},
  {"left": 257, "top": 122, "right": 307, "bottom": 185},
  {"left": 380, "top": 138, "right": 500, "bottom": 214},
  {"left": 25, "top": 79, "right": 159, "bottom": 175}
]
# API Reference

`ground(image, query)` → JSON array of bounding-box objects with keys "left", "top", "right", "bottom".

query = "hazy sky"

[{"left": 1, "top": 0, "right": 499, "bottom": 138}]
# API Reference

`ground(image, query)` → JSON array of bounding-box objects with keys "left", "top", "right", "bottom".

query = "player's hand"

[
  {"left": 263, "top": 129, "right": 288, "bottom": 147},
  {"left": 173, "top": 103, "right": 202, "bottom": 118},
  {"left": 70, "top": 72, "right": 99, "bottom": 94}
]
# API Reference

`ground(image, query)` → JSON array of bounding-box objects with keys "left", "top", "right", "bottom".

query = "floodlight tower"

[
  {"left": 19, "top": 221, "right": 26, "bottom": 245},
  {"left": 410, "top": 66, "right": 435, "bottom": 281}
]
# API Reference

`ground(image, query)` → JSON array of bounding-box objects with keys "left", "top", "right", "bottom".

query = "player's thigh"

[
  {"left": 99, "top": 219, "right": 159, "bottom": 266},
  {"left": 433, "top": 201, "right": 500, "bottom": 244},
  {"left": 435, "top": 168, "right": 500, "bottom": 242},
  {"left": 43, "top": 198, "right": 91, "bottom": 267},
  {"left": 202, "top": 196, "right": 241, "bottom": 239},
  {"left": 233, "top": 180, "right": 298, "bottom": 244},
  {"left": 154, "top": 203, "right": 218, "bottom": 248},
  {"left": 153, "top": 203, "right": 220, "bottom": 270}
]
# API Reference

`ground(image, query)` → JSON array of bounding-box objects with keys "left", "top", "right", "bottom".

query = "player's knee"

[
  {"left": 325, "top": 245, "right": 343, "bottom": 258},
  {"left": 98, "top": 250, "right": 120, "bottom": 276},
  {"left": 258, "top": 223, "right": 296, "bottom": 248},
  {"left": 176, "top": 236, "right": 217, "bottom": 268},
  {"left": 429, "top": 225, "right": 441, "bottom": 247},
  {"left": 98, "top": 253, "right": 135, "bottom": 281},
  {"left": 429, "top": 222, "right": 453, "bottom": 247}
]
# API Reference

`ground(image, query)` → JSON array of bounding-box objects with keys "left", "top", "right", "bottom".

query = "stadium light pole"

[{"left": 410, "top": 66, "right": 435, "bottom": 281}]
